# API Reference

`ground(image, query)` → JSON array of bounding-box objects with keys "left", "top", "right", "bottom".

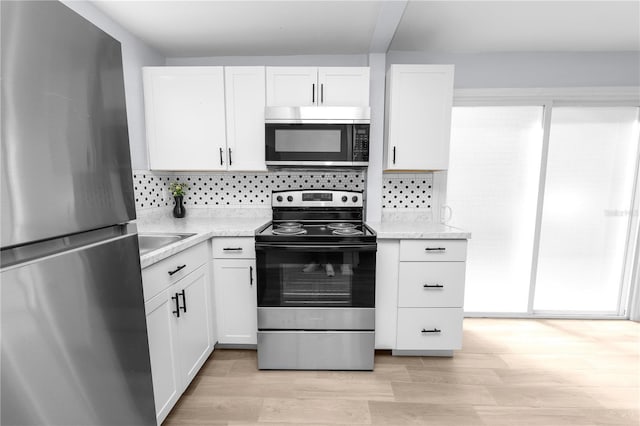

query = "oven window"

[
  {"left": 275, "top": 129, "right": 342, "bottom": 152},
  {"left": 257, "top": 248, "right": 375, "bottom": 308}
]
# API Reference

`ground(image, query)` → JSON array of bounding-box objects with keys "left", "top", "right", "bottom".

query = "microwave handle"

[{"left": 312, "top": 83, "right": 315, "bottom": 104}]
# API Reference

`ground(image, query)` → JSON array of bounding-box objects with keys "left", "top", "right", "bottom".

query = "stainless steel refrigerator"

[{"left": 1, "top": 1, "right": 156, "bottom": 424}]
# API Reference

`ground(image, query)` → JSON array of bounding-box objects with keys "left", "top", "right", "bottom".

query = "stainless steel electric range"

[{"left": 255, "top": 189, "right": 377, "bottom": 370}]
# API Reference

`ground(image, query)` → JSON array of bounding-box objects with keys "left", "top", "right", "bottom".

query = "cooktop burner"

[
  {"left": 271, "top": 227, "right": 308, "bottom": 236},
  {"left": 332, "top": 227, "right": 363, "bottom": 236},
  {"left": 327, "top": 223, "right": 357, "bottom": 230},
  {"left": 278, "top": 222, "right": 303, "bottom": 228}
]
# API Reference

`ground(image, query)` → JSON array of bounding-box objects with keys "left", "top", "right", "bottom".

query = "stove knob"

[
  {"left": 287, "top": 196, "right": 293, "bottom": 202},
  {"left": 341, "top": 196, "right": 348, "bottom": 202},
  {"left": 352, "top": 196, "right": 358, "bottom": 202},
  {"left": 276, "top": 195, "right": 283, "bottom": 202}
]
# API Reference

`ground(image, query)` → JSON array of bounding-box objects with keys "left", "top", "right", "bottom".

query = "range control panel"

[{"left": 272, "top": 190, "right": 363, "bottom": 208}]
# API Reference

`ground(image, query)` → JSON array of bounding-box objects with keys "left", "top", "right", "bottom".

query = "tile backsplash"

[
  {"left": 133, "top": 169, "right": 434, "bottom": 214},
  {"left": 382, "top": 173, "right": 433, "bottom": 210},
  {"left": 133, "top": 170, "right": 366, "bottom": 211}
]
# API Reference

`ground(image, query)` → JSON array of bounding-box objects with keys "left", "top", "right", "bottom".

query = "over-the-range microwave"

[{"left": 265, "top": 106, "right": 370, "bottom": 167}]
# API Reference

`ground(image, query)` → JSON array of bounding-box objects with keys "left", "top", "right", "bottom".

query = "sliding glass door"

[
  {"left": 533, "top": 107, "right": 639, "bottom": 313},
  {"left": 448, "top": 104, "right": 639, "bottom": 316},
  {"left": 448, "top": 107, "right": 544, "bottom": 313}
]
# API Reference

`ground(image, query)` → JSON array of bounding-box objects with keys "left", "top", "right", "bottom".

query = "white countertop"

[
  {"left": 136, "top": 209, "right": 270, "bottom": 268},
  {"left": 367, "top": 221, "right": 470, "bottom": 240},
  {"left": 136, "top": 208, "right": 470, "bottom": 267}
]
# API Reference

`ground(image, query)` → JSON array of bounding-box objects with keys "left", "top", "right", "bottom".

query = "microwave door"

[{"left": 265, "top": 124, "right": 352, "bottom": 165}]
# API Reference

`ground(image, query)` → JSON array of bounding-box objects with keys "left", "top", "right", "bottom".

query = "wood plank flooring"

[{"left": 164, "top": 319, "right": 640, "bottom": 425}]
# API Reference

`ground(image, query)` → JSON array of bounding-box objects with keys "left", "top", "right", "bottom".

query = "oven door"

[
  {"left": 255, "top": 243, "right": 376, "bottom": 308},
  {"left": 265, "top": 123, "right": 354, "bottom": 166}
]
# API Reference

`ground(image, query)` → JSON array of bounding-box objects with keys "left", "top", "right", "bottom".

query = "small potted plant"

[{"left": 169, "top": 181, "right": 188, "bottom": 218}]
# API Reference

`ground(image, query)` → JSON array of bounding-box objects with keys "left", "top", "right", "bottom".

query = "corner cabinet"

[
  {"left": 211, "top": 238, "right": 257, "bottom": 345},
  {"left": 384, "top": 65, "right": 454, "bottom": 171},
  {"left": 266, "top": 67, "right": 370, "bottom": 107},
  {"left": 142, "top": 242, "right": 213, "bottom": 424},
  {"left": 374, "top": 238, "right": 468, "bottom": 357},
  {"left": 143, "top": 67, "right": 226, "bottom": 171}
]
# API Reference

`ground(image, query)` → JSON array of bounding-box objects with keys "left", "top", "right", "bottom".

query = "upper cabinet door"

[
  {"left": 143, "top": 67, "right": 226, "bottom": 171},
  {"left": 265, "top": 67, "right": 318, "bottom": 106},
  {"left": 385, "top": 65, "right": 454, "bottom": 170},
  {"left": 318, "top": 67, "right": 370, "bottom": 106},
  {"left": 225, "top": 67, "right": 267, "bottom": 171}
]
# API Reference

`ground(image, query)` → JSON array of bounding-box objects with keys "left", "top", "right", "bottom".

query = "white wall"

[
  {"left": 61, "top": 0, "right": 165, "bottom": 170},
  {"left": 387, "top": 51, "right": 640, "bottom": 88}
]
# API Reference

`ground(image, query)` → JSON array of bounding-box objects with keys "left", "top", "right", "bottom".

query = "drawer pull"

[
  {"left": 421, "top": 328, "right": 442, "bottom": 333},
  {"left": 168, "top": 264, "right": 186, "bottom": 276},
  {"left": 171, "top": 293, "right": 180, "bottom": 318},
  {"left": 423, "top": 284, "right": 444, "bottom": 288},
  {"left": 425, "top": 247, "right": 446, "bottom": 252},
  {"left": 223, "top": 247, "right": 243, "bottom": 251}
]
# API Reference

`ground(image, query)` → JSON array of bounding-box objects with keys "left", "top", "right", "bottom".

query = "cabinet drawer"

[
  {"left": 396, "top": 308, "right": 463, "bottom": 350},
  {"left": 212, "top": 237, "right": 255, "bottom": 259},
  {"left": 142, "top": 242, "right": 208, "bottom": 301},
  {"left": 400, "top": 240, "right": 467, "bottom": 262},
  {"left": 398, "top": 262, "right": 465, "bottom": 308}
]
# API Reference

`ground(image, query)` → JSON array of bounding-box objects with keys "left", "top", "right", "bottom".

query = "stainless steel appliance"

[
  {"left": 1, "top": 2, "right": 155, "bottom": 424},
  {"left": 255, "top": 190, "right": 376, "bottom": 370},
  {"left": 265, "top": 106, "right": 370, "bottom": 167}
]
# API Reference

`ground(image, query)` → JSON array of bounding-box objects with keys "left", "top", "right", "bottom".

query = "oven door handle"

[{"left": 255, "top": 243, "right": 376, "bottom": 252}]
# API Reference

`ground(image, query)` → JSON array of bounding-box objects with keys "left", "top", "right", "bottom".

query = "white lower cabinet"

[
  {"left": 142, "top": 242, "right": 213, "bottom": 425},
  {"left": 375, "top": 238, "right": 468, "bottom": 356},
  {"left": 212, "top": 238, "right": 257, "bottom": 345},
  {"left": 145, "top": 289, "right": 180, "bottom": 423},
  {"left": 175, "top": 266, "right": 213, "bottom": 383},
  {"left": 396, "top": 308, "right": 463, "bottom": 351},
  {"left": 374, "top": 240, "right": 400, "bottom": 349}
]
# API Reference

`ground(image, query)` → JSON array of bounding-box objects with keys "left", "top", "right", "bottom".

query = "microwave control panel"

[{"left": 353, "top": 125, "right": 370, "bottom": 162}]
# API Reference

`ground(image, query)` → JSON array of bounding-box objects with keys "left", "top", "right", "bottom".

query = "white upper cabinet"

[
  {"left": 143, "top": 67, "right": 226, "bottom": 171},
  {"left": 265, "top": 67, "right": 318, "bottom": 106},
  {"left": 224, "top": 67, "right": 267, "bottom": 171},
  {"left": 317, "top": 67, "right": 370, "bottom": 106},
  {"left": 266, "top": 66, "right": 370, "bottom": 107},
  {"left": 384, "top": 65, "right": 454, "bottom": 170}
]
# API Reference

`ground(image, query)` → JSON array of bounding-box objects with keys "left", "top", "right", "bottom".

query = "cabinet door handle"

[
  {"left": 223, "top": 247, "right": 243, "bottom": 251},
  {"left": 320, "top": 83, "right": 324, "bottom": 104},
  {"left": 228, "top": 147, "right": 232, "bottom": 166},
  {"left": 219, "top": 147, "right": 224, "bottom": 165},
  {"left": 423, "top": 284, "right": 444, "bottom": 288},
  {"left": 421, "top": 328, "right": 441, "bottom": 333},
  {"left": 312, "top": 83, "right": 315, "bottom": 104},
  {"left": 171, "top": 293, "right": 180, "bottom": 318},
  {"left": 392, "top": 146, "right": 396, "bottom": 164},
  {"left": 425, "top": 247, "right": 446, "bottom": 252},
  {"left": 180, "top": 289, "right": 187, "bottom": 313},
  {"left": 168, "top": 264, "right": 186, "bottom": 276},
  {"left": 249, "top": 266, "right": 254, "bottom": 286}
]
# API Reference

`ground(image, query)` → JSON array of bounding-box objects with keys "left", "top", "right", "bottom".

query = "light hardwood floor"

[{"left": 164, "top": 319, "right": 640, "bottom": 425}]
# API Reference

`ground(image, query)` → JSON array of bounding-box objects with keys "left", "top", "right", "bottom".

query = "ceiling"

[{"left": 91, "top": 0, "right": 640, "bottom": 58}]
